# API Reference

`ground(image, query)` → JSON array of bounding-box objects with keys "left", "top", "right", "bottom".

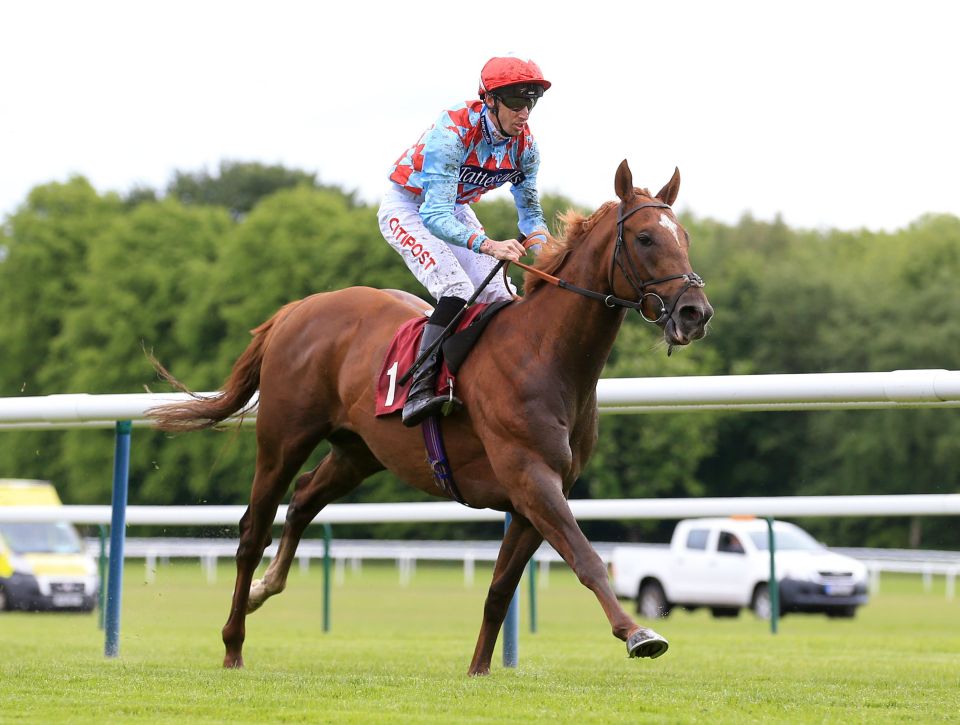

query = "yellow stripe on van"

[{"left": 24, "top": 554, "right": 90, "bottom": 576}]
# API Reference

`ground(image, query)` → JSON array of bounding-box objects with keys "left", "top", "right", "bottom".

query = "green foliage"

[
  {"left": 0, "top": 177, "right": 121, "bottom": 397},
  {"left": 166, "top": 160, "right": 335, "bottom": 219},
  {"left": 1, "top": 165, "right": 958, "bottom": 547}
]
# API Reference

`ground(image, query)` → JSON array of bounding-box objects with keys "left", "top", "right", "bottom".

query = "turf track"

[{"left": 2, "top": 560, "right": 958, "bottom": 723}]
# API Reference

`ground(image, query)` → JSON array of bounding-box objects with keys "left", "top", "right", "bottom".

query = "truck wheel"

[
  {"left": 0, "top": 585, "right": 7, "bottom": 611},
  {"left": 710, "top": 607, "right": 740, "bottom": 618},
  {"left": 637, "top": 581, "right": 671, "bottom": 619},
  {"left": 752, "top": 583, "right": 775, "bottom": 620}
]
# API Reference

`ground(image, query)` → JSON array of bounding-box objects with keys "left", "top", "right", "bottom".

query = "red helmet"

[{"left": 478, "top": 57, "right": 552, "bottom": 98}]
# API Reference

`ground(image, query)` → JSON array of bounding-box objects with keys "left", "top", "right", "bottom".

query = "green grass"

[{"left": 2, "top": 560, "right": 958, "bottom": 723}]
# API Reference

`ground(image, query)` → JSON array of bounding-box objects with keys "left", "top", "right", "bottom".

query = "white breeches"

[{"left": 378, "top": 187, "right": 516, "bottom": 303}]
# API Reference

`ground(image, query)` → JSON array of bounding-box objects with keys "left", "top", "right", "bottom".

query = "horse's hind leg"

[
  {"left": 249, "top": 441, "right": 383, "bottom": 611},
  {"left": 221, "top": 429, "right": 322, "bottom": 668},
  {"left": 468, "top": 513, "right": 543, "bottom": 676}
]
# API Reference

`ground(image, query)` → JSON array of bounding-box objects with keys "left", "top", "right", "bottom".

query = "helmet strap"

[{"left": 487, "top": 96, "right": 514, "bottom": 138}]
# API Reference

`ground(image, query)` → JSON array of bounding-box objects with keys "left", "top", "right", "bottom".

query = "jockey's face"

[{"left": 485, "top": 95, "right": 530, "bottom": 137}]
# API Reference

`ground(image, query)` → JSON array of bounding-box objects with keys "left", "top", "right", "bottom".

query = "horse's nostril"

[
  {"left": 680, "top": 305, "right": 702, "bottom": 325},
  {"left": 680, "top": 304, "right": 713, "bottom": 327}
]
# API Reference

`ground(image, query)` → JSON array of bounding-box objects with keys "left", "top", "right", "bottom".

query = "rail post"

[
  {"left": 322, "top": 522, "right": 332, "bottom": 632},
  {"left": 104, "top": 420, "right": 132, "bottom": 657},
  {"left": 527, "top": 557, "right": 538, "bottom": 633},
  {"left": 97, "top": 524, "right": 107, "bottom": 630},
  {"left": 503, "top": 513, "right": 519, "bottom": 667},
  {"left": 767, "top": 517, "right": 779, "bottom": 634}
]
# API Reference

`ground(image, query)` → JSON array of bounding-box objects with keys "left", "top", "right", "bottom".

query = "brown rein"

[{"left": 506, "top": 205, "right": 705, "bottom": 324}]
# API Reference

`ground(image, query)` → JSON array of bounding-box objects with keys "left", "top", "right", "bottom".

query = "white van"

[{"left": 0, "top": 479, "right": 99, "bottom": 612}]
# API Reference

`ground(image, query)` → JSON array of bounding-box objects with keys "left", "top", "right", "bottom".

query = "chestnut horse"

[{"left": 148, "top": 160, "right": 713, "bottom": 675}]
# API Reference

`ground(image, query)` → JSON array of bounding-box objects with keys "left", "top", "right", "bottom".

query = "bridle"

[
  {"left": 611, "top": 201, "right": 706, "bottom": 323},
  {"left": 510, "top": 201, "right": 705, "bottom": 325}
]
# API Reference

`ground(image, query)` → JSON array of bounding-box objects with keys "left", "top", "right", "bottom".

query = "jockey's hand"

[
  {"left": 522, "top": 230, "right": 555, "bottom": 256},
  {"left": 479, "top": 238, "right": 526, "bottom": 262}
]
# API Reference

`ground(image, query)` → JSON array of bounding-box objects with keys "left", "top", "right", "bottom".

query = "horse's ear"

[
  {"left": 655, "top": 167, "right": 681, "bottom": 206},
  {"left": 614, "top": 159, "right": 634, "bottom": 202}
]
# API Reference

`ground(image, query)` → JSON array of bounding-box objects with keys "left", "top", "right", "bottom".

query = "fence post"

[
  {"left": 322, "top": 522, "right": 332, "bottom": 632},
  {"left": 97, "top": 524, "right": 107, "bottom": 630},
  {"left": 766, "top": 517, "right": 779, "bottom": 635},
  {"left": 503, "top": 513, "right": 519, "bottom": 668},
  {"left": 104, "top": 420, "right": 132, "bottom": 657},
  {"left": 527, "top": 557, "right": 537, "bottom": 634}
]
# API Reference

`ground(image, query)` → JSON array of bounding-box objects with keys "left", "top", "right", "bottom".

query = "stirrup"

[
  {"left": 402, "top": 393, "right": 462, "bottom": 428},
  {"left": 440, "top": 377, "right": 462, "bottom": 417}
]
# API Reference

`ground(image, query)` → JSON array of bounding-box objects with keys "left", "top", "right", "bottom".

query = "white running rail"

[{"left": 2, "top": 369, "right": 960, "bottom": 430}]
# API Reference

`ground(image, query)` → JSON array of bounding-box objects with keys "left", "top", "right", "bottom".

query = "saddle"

[
  {"left": 375, "top": 300, "right": 511, "bottom": 416},
  {"left": 375, "top": 299, "right": 511, "bottom": 507}
]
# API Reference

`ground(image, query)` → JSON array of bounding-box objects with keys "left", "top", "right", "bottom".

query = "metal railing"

[{"left": 2, "top": 369, "right": 959, "bottom": 663}]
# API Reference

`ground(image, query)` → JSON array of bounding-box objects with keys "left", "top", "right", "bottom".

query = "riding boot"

[{"left": 402, "top": 297, "right": 465, "bottom": 427}]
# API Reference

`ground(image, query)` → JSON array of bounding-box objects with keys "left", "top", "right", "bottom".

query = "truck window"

[
  {"left": 685, "top": 528, "right": 709, "bottom": 550},
  {"left": 748, "top": 527, "right": 822, "bottom": 552},
  {"left": 717, "top": 531, "right": 745, "bottom": 554}
]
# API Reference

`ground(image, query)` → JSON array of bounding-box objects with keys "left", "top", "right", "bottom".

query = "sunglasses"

[
  {"left": 493, "top": 85, "right": 543, "bottom": 112},
  {"left": 497, "top": 94, "right": 538, "bottom": 112}
]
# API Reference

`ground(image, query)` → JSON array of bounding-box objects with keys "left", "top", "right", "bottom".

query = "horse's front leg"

[
  {"left": 508, "top": 459, "right": 668, "bottom": 659},
  {"left": 468, "top": 513, "right": 543, "bottom": 676}
]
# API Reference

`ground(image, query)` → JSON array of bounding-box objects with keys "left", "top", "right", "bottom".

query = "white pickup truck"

[{"left": 610, "top": 517, "right": 869, "bottom": 620}]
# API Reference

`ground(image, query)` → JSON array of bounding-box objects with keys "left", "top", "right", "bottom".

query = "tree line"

[{"left": 1, "top": 162, "right": 958, "bottom": 547}]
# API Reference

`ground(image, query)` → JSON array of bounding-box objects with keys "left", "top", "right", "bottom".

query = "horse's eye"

[{"left": 636, "top": 234, "right": 654, "bottom": 247}]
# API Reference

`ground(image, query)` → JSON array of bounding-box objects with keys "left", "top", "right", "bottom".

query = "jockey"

[{"left": 378, "top": 56, "right": 552, "bottom": 427}]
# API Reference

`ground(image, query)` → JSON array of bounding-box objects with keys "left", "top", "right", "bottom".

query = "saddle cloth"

[{"left": 375, "top": 301, "right": 510, "bottom": 416}]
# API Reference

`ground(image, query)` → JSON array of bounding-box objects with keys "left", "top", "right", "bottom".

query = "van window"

[
  {"left": 0, "top": 522, "right": 83, "bottom": 554},
  {"left": 685, "top": 528, "right": 709, "bottom": 550}
]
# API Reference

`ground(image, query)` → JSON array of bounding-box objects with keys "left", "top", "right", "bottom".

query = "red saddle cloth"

[{"left": 375, "top": 304, "right": 491, "bottom": 417}]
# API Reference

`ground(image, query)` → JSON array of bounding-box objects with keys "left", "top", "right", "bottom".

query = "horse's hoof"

[
  {"left": 627, "top": 628, "right": 669, "bottom": 659},
  {"left": 223, "top": 654, "right": 244, "bottom": 668}
]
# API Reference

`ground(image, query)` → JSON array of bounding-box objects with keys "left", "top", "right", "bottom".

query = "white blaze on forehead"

[{"left": 659, "top": 213, "right": 681, "bottom": 246}]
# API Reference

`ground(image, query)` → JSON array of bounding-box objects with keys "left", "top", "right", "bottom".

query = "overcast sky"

[{"left": 2, "top": 0, "right": 957, "bottom": 232}]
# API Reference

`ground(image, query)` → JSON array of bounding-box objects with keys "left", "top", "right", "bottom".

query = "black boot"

[{"left": 402, "top": 297, "right": 464, "bottom": 427}]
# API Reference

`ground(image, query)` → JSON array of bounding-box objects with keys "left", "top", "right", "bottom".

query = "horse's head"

[{"left": 611, "top": 160, "right": 713, "bottom": 350}]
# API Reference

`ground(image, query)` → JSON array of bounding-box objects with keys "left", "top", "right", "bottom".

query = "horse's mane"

[{"left": 524, "top": 189, "right": 652, "bottom": 294}]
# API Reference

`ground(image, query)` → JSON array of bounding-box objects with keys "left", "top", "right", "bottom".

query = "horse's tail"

[{"left": 147, "top": 300, "right": 305, "bottom": 432}]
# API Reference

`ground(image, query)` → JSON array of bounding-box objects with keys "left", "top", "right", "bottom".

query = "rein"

[{"left": 512, "top": 202, "right": 705, "bottom": 324}]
